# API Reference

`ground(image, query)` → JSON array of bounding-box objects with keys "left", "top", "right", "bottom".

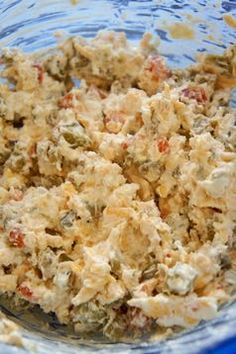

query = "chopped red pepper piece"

[
  {"left": 157, "top": 137, "right": 170, "bottom": 153},
  {"left": 58, "top": 93, "right": 74, "bottom": 109},
  {"left": 18, "top": 285, "right": 33, "bottom": 299},
  {"left": 121, "top": 137, "right": 134, "bottom": 150},
  {"left": 32, "top": 64, "right": 44, "bottom": 84},
  {"left": 9, "top": 228, "right": 25, "bottom": 248},
  {"left": 160, "top": 207, "right": 169, "bottom": 219},
  {"left": 121, "top": 141, "right": 129, "bottom": 150},
  {"left": 28, "top": 143, "right": 37, "bottom": 158},
  {"left": 182, "top": 86, "right": 207, "bottom": 103},
  {"left": 145, "top": 55, "right": 171, "bottom": 81}
]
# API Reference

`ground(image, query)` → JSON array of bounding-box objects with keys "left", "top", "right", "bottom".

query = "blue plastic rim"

[{"left": 0, "top": 1, "right": 236, "bottom": 353}]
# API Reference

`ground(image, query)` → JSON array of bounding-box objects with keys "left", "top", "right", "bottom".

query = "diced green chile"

[
  {"left": 48, "top": 146, "right": 60, "bottom": 163},
  {"left": 60, "top": 210, "right": 76, "bottom": 228},
  {"left": 0, "top": 149, "right": 11, "bottom": 165},
  {"left": 7, "top": 152, "right": 26, "bottom": 171},
  {"left": 61, "top": 123, "right": 90, "bottom": 148},
  {"left": 46, "top": 110, "right": 58, "bottom": 126},
  {"left": 74, "top": 302, "right": 108, "bottom": 332}
]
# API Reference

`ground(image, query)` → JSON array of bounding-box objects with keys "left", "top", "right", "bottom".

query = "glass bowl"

[{"left": 0, "top": 1, "right": 236, "bottom": 353}]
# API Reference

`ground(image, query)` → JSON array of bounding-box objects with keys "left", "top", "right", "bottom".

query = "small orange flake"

[
  {"left": 58, "top": 93, "right": 74, "bottom": 109},
  {"left": 145, "top": 55, "right": 171, "bottom": 81},
  {"left": 28, "top": 143, "right": 36, "bottom": 158},
  {"left": 18, "top": 285, "right": 33, "bottom": 299},
  {"left": 121, "top": 136, "right": 134, "bottom": 150},
  {"left": 160, "top": 207, "right": 169, "bottom": 219},
  {"left": 157, "top": 137, "right": 170, "bottom": 153},
  {"left": 182, "top": 86, "right": 207, "bottom": 103},
  {"left": 33, "top": 64, "right": 44, "bottom": 84},
  {"left": 121, "top": 141, "right": 129, "bottom": 150},
  {"left": 9, "top": 228, "right": 25, "bottom": 248}
]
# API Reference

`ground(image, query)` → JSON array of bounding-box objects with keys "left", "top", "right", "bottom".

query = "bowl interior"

[{"left": 0, "top": 1, "right": 236, "bottom": 353}]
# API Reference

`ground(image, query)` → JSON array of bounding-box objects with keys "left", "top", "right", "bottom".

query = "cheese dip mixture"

[{"left": 0, "top": 32, "right": 235, "bottom": 340}]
